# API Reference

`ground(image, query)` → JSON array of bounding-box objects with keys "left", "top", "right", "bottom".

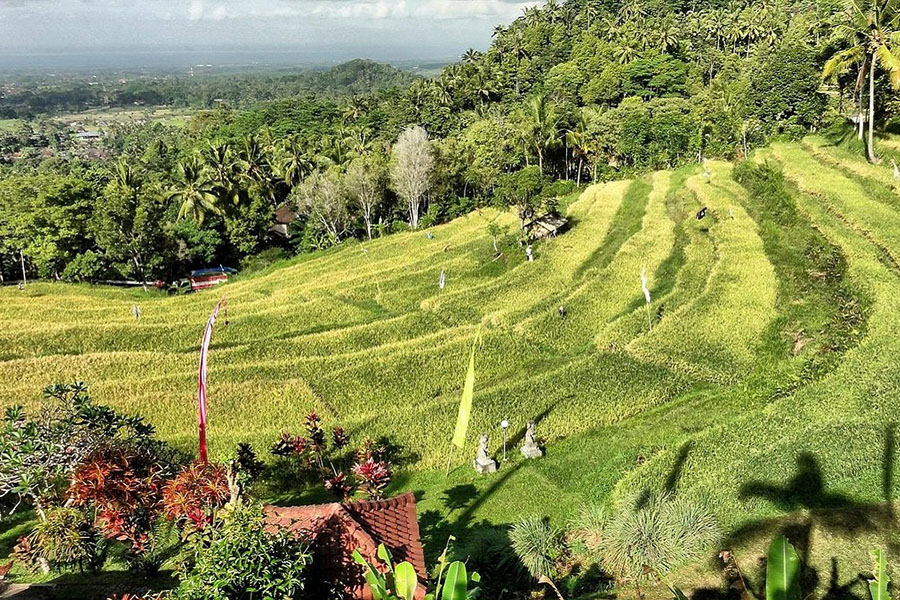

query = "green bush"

[
  {"left": 579, "top": 493, "right": 718, "bottom": 587},
  {"left": 16, "top": 506, "right": 106, "bottom": 573},
  {"left": 61, "top": 251, "right": 105, "bottom": 282},
  {"left": 509, "top": 516, "right": 566, "bottom": 580},
  {"left": 174, "top": 503, "right": 311, "bottom": 600},
  {"left": 460, "top": 527, "right": 531, "bottom": 597}
]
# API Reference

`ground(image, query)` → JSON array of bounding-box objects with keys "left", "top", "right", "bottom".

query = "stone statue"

[
  {"left": 521, "top": 420, "right": 543, "bottom": 459},
  {"left": 473, "top": 433, "right": 498, "bottom": 474}
]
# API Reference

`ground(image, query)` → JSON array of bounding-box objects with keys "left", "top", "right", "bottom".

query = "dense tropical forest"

[{"left": 1, "top": 0, "right": 871, "bottom": 286}]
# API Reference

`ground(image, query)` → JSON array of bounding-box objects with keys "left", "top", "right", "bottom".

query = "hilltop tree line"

[
  {"left": 1, "top": 0, "right": 896, "bottom": 283},
  {"left": 0, "top": 59, "right": 419, "bottom": 118}
]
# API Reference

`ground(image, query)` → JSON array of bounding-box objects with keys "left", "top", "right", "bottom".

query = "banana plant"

[
  {"left": 766, "top": 536, "right": 800, "bottom": 600},
  {"left": 868, "top": 548, "right": 890, "bottom": 600},
  {"left": 352, "top": 544, "right": 408, "bottom": 600},
  {"left": 352, "top": 537, "right": 481, "bottom": 600}
]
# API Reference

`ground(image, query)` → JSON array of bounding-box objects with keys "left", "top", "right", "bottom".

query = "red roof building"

[{"left": 265, "top": 492, "right": 427, "bottom": 599}]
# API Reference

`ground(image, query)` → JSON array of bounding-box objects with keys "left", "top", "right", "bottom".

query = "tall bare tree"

[
  {"left": 292, "top": 170, "right": 350, "bottom": 243},
  {"left": 390, "top": 126, "right": 434, "bottom": 230},
  {"left": 345, "top": 157, "right": 386, "bottom": 240}
]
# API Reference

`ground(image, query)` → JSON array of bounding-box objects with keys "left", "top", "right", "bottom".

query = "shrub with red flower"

[
  {"left": 271, "top": 417, "right": 394, "bottom": 501},
  {"left": 68, "top": 444, "right": 170, "bottom": 554},
  {"left": 271, "top": 431, "right": 309, "bottom": 459},
  {"left": 352, "top": 458, "right": 392, "bottom": 501},
  {"left": 162, "top": 461, "right": 230, "bottom": 531},
  {"left": 323, "top": 471, "right": 354, "bottom": 501},
  {"left": 331, "top": 427, "right": 349, "bottom": 450}
]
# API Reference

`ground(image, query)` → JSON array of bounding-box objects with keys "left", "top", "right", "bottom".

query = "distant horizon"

[
  {"left": 0, "top": 47, "right": 456, "bottom": 75},
  {"left": 0, "top": 0, "right": 538, "bottom": 74}
]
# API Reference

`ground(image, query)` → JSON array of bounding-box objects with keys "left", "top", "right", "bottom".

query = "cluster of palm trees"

[
  {"left": 824, "top": 0, "right": 900, "bottom": 163},
  {"left": 519, "top": 94, "right": 605, "bottom": 185},
  {"left": 167, "top": 125, "right": 382, "bottom": 225}
]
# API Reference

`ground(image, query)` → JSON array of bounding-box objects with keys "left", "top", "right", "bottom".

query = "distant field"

[
  {"left": 3, "top": 140, "right": 900, "bottom": 590},
  {"left": 0, "top": 118, "right": 25, "bottom": 132},
  {"left": 53, "top": 107, "right": 196, "bottom": 127}
]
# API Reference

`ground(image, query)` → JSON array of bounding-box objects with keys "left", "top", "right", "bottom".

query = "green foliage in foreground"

[
  {"left": 766, "top": 536, "right": 801, "bottom": 600},
  {"left": 174, "top": 503, "right": 311, "bottom": 600},
  {"left": 352, "top": 539, "right": 481, "bottom": 600}
]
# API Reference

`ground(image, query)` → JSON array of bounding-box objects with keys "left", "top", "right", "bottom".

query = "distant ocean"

[{"left": 0, "top": 49, "right": 453, "bottom": 74}]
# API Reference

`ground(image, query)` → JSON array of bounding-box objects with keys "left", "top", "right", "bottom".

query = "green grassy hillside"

[{"left": 4, "top": 138, "right": 900, "bottom": 593}]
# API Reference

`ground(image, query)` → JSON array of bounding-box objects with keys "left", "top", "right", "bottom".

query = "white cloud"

[
  {"left": 181, "top": 0, "right": 534, "bottom": 22},
  {"left": 188, "top": 0, "right": 204, "bottom": 20}
]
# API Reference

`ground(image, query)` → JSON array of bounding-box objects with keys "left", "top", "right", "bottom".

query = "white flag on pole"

[{"left": 641, "top": 267, "right": 651, "bottom": 304}]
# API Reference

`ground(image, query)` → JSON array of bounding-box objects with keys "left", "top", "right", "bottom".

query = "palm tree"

[
  {"left": 566, "top": 109, "right": 593, "bottom": 186},
  {"left": 655, "top": 15, "right": 680, "bottom": 52},
  {"left": 525, "top": 94, "right": 561, "bottom": 175},
  {"left": 169, "top": 158, "right": 220, "bottom": 224},
  {"left": 114, "top": 160, "right": 140, "bottom": 198},
  {"left": 341, "top": 97, "right": 368, "bottom": 123},
  {"left": 614, "top": 40, "right": 638, "bottom": 64},
  {"left": 471, "top": 66, "right": 498, "bottom": 106},
  {"left": 462, "top": 48, "right": 482, "bottom": 63},
  {"left": 239, "top": 135, "right": 276, "bottom": 204},
  {"left": 620, "top": 0, "right": 647, "bottom": 24},
  {"left": 581, "top": 3, "right": 600, "bottom": 29},
  {"left": 492, "top": 24, "right": 506, "bottom": 38},
  {"left": 275, "top": 136, "right": 312, "bottom": 188},
  {"left": 522, "top": 6, "right": 541, "bottom": 26},
  {"left": 346, "top": 125, "right": 375, "bottom": 158},
  {"left": 200, "top": 142, "right": 244, "bottom": 209},
  {"left": 544, "top": 0, "right": 561, "bottom": 24},
  {"left": 508, "top": 29, "right": 531, "bottom": 95},
  {"left": 824, "top": 0, "right": 900, "bottom": 163}
]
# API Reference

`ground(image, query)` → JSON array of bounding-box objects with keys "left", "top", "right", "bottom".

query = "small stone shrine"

[
  {"left": 521, "top": 420, "right": 543, "bottom": 459},
  {"left": 473, "top": 433, "right": 498, "bottom": 474}
]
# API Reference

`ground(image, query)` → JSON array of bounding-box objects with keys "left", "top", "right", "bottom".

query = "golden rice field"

[{"left": 4, "top": 140, "right": 900, "bottom": 582}]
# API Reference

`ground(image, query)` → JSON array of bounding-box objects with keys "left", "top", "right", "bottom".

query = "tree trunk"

[
  {"left": 365, "top": 216, "right": 372, "bottom": 240},
  {"left": 20, "top": 249, "right": 26, "bottom": 289},
  {"left": 859, "top": 74, "right": 865, "bottom": 141},
  {"left": 868, "top": 56, "right": 878, "bottom": 163},
  {"left": 577, "top": 157, "right": 583, "bottom": 186},
  {"left": 133, "top": 255, "right": 147, "bottom": 292},
  {"left": 409, "top": 198, "right": 419, "bottom": 229}
]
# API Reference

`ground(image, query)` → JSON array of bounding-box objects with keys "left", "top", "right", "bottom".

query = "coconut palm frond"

[
  {"left": 876, "top": 43, "right": 900, "bottom": 88},
  {"left": 823, "top": 46, "right": 865, "bottom": 78}
]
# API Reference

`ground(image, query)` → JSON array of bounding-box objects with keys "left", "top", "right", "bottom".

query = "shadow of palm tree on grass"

[{"left": 696, "top": 425, "right": 900, "bottom": 599}]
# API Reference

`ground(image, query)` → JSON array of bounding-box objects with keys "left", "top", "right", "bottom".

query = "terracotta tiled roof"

[{"left": 265, "top": 492, "right": 426, "bottom": 600}]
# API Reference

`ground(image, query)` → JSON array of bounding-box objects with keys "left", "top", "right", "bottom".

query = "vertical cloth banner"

[
  {"left": 198, "top": 296, "right": 226, "bottom": 464},
  {"left": 451, "top": 326, "right": 481, "bottom": 449},
  {"left": 641, "top": 267, "right": 652, "bottom": 304}
]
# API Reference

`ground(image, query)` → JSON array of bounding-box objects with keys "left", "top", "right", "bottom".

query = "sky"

[{"left": 0, "top": 0, "right": 539, "bottom": 66}]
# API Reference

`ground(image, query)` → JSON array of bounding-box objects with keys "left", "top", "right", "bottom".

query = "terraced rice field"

[{"left": 4, "top": 139, "right": 900, "bottom": 580}]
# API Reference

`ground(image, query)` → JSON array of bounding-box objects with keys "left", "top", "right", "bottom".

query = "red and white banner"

[{"left": 198, "top": 296, "right": 226, "bottom": 464}]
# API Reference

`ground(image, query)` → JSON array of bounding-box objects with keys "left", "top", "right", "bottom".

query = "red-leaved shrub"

[
  {"left": 68, "top": 445, "right": 168, "bottom": 553},
  {"left": 162, "top": 461, "right": 230, "bottom": 530}
]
